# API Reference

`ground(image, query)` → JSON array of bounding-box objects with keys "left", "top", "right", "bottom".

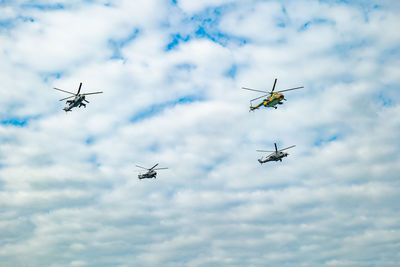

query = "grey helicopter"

[
  {"left": 136, "top": 163, "right": 168, "bottom": 179},
  {"left": 257, "top": 143, "right": 296, "bottom": 164},
  {"left": 53, "top": 82, "right": 103, "bottom": 112}
]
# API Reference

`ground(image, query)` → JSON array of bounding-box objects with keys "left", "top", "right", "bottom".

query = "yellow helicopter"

[{"left": 242, "top": 78, "right": 303, "bottom": 110}]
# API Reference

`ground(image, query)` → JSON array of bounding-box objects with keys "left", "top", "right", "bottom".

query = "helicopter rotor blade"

[
  {"left": 250, "top": 94, "right": 269, "bottom": 102},
  {"left": 279, "top": 145, "right": 296, "bottom": 151},
  {"left": 153, "top": 167, "right": 168, "bottom": 170},
  {"left": 77, "top": 82, "right": 82, "bottom": 95},
  {"left": 59, "top": 95, "right": 75, "bottom": 101},
  {"left": 136, "top": 165, "right": 150, "bottom": 170},
  {"left": 271, "top": 78, "right": 277, "bottom": 93},
  {"left": 53, "top": 87, "right": 77, "bottom": 95},
  {"left": 149, "top": 163, "right": 159, "bottom": 171},
  {"left": 241, "top": 87, "right": 269, "bottom": 94},
  {"left": 256, "top": 150, "right": 275, "bottom": 153},
  {"left": 276, "top": 86, "right": 304, "bottom": 94},
  {"left": 81, "top": 91, "right": 103, "bottom": 96}
]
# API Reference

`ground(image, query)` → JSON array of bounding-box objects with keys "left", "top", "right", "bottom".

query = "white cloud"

[
  {"left": 177, "top": 0, "right": 235, "bottom": 14},
  {"left": 1, "top": 0, "right": 400, "bottom": 266}
]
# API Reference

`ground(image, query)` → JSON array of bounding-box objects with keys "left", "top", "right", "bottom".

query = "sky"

[{"left": 0, "top": 0, "right": 400, "bottom": 266}]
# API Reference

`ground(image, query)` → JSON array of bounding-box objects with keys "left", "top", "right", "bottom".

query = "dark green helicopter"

[
  {"left": 53, "top": 82, "right": 103, "bottom": 112},
  {"left": 136, "top": 163, "right": 168, "bottom": 179}
]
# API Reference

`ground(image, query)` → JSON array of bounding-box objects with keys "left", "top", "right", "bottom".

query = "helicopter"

[
  {"left": 53, "top": 82, "right": 103, "bottom": 112},
  {"left": 256, "top": 143, "right": 296, "bottom": 164},
  {"left": 242, "top": 78, "right": 303, "bottom": 111},
  {"left": 136, "top": 163, "right": 168, "bottom": 179}
]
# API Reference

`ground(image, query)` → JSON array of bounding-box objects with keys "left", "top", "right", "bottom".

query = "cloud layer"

[{"left": 1, "top": 0, "right": 400, "bottom": 266}]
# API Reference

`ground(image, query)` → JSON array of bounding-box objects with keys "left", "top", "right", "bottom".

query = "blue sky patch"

[
  {"left": 0, "top": 19, "right": 14, "bottom": 28},
  {"left": 86, "top": 137, "right": 95, "bottom": 145},
  {"left": 167, "top": 63, "right": 197, "bottom": 79},
  {"left": 41, "top": 72, "right": 62, "bottom": 82},
  {"left": 277, "top": 22, "right": 286, "bottom": 28},
  {"left": 195, "top": 26, "right": 247, "bottom": 46},
  {"left": 195, "top": 25, "right": 209, "bottom": 38},
  {"left": 177, "top": 95, "right": 199, "bottom": 104},
  {"left": 203, "top": 156, "right": 226, "bottom": 173},
  {"left": 1, "top": 118, "right": 29, "bottom": 127},
  {"left": 166, "top": 5, "right": 248, "bottom": 47},
  {"left": 21, "top": 3, "right": 65, "bottom": 10},
  {"left": 195, "top": 25, "right": 228, "bottom": 44},
  {"left": 333, "top": 40, "right": 368, "bottom": 60},
  {"left": 0, "top": 16, "right": 34, "bottom": 31},
  {"left": 378, "top": 92, "right": 393, "bottom": 107},
  {"left": 299, "top": 18, "right": 335, "bottom": 31},
  {"left": 166, "top": 33, "right": 191, "bottom": 51},
  {"left": 188, "top": 6, "right": 247, "bottom": 46},
  {"left": 175, "top": 63, "right": 196, "bottom": 71},
  {"left": 225, "top": 64, "right": 237, "bottom": 79},
  {"left": 1, "top": 114, "right": 41, "bottom": 127},
  {"left": 88, "top": 154, "right": 101, "bottom": 167},
  {"left": 130, "top": 95, "right": 202, "bottom": 123},
  {"left": 149, "top": 143, "right": 160, "bottom": 152},
  {"left": 276, "top": 5, "right": 290, "bottom": 28},
  {"left": 314, "top": 135, "right": 340, "bottom": 146},
  {"left": 108, "top": 29, "right": 140, "bottom": 60}
]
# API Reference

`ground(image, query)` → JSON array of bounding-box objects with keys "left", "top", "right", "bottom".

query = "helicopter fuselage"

[
  {"left": 250, "top": 93, "right": 285, "bottom": 111},
  {"left": 258, "top": 151, "right": 289, "bottom": 163},
  {"left": 64, "top": 95, "right": 87, "bottom": 112},
  {"left": 138, "top": 170, "right": 157, "bottom": 179}
]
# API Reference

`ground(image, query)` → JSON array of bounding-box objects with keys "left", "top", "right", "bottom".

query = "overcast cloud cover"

[{"left": 0, "top": 0, "right": 400, "bottom": 266}]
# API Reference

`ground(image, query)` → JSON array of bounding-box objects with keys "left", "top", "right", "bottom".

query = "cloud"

[
  {"left": 1, "top": 0, "right": 400, "bottom": 266},
  {"left": 177, "top": 0, "right": 235, "bottom": 14}
]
